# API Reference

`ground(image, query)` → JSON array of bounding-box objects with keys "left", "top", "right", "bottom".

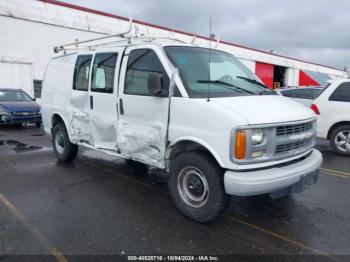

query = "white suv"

[
  {"left": 42, "top": 39, "right": 322, "bottom": 222},
  {"left": 311, "top": 79, "right": 350, "bottom": 155}
]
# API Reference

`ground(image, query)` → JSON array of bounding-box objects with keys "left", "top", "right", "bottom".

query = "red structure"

[
  {"left": 299, "top": 70, "right": 320, "bottom": 86},
  {"left": 255, "top": 62, "right": 274, "bottom": 88}
]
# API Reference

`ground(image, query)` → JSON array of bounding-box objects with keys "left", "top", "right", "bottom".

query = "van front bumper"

[{"left": 224, "top": 149, "right": 322, "bottom": 196}]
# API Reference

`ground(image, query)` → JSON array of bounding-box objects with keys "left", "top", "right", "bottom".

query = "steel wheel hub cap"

[
  {"left": 177, "top": 166, "right": 209, "bottom": 208},
  {"left": 335, "top": 130, "right": 350, "bottom": 152},
  {"left": 55, "top": 131, "right": 65, "bottom": 154}
]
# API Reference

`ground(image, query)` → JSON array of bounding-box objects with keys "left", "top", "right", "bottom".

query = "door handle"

[
  {"left": 90, "top": 95, "right": 93, "bottom": 109},
  {"left": 119, "top": 98, "right": 124, "bottom": 115}
]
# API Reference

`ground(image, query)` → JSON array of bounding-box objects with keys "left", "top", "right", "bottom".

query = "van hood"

[
  {"left": 212, "top": 95, "right": 315, "bottom": 125},
  {"left": 0, "top": 101, "right": 40, "bottom": 112}
]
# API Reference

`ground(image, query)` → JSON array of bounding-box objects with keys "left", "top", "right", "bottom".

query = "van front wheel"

[
  {"left": 168, "top": 151, "right": 229, "bottom": 223},
  {"left": 52, "top": 123, "right": 78, "bottom": 162}
]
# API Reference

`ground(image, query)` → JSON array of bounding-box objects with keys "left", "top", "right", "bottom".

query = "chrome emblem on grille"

[{"left": 289, "top": 132, "right": 313, "bottom": 141}]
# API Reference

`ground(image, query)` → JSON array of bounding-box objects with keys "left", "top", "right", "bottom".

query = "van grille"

[
  {"left": 13, "top": 112, "right": 35, "bottom": 117},
  {"left": 276, "top": 141, "right": 307, "bottom": 154},
  {"left": 233, "top": 119, "right": 316, "bottom": 164},
  {"left": 276, "top": 122, "right": 313, "bottom": 136}
]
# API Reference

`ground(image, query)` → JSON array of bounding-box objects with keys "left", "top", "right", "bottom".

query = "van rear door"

[{"left": 117, "top": 46, "right": 171, "bottom": 168}]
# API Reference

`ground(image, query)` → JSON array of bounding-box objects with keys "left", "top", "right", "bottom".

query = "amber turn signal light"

[{"left": 235, "top": 131, "right": 246, "bottom": 159}]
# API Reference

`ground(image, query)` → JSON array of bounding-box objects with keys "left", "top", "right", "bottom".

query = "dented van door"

[
  {"left": 88, "top": 49, "right": 124, "bottom": 150},
  {"left": 70, "top": 54, "right": 93, "bottom": 144},
  {"left": 117, "top": 47, "right": 171, "bottom": 168}
]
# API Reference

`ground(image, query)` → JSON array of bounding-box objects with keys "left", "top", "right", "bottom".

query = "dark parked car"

[{"left": 0, "top": 88, "right": 41, "bottom": 127}]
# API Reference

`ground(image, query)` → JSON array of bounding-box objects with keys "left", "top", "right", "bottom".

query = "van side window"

[
  {"left": 125, "top": 49, "right": 169, "bottom": 96},
  {"left": 73, "top": 55, "right": 92, "bottom": 91},
  {"left": 329, "top": 83, "right": 350, "bottom": 102},
  {"left": 91, "top": 53, "right": 117, "bottom": 93}
]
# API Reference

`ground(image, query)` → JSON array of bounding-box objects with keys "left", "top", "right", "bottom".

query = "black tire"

[
  {"left": 52, "top": 122, "right": 78, "bottom": 162},
  {"left": 329, "top": 125, "right": 350, "bottom": 156},
  {"left": 168, "top": 151, "right": 229, "bottom": 223},
  {"left": 36, "top": 121, "right": 42, "bottom": 128}
]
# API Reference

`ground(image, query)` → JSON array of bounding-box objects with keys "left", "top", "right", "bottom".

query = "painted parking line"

[
  {"left": 321, "top": 171, "right": 349, "bottom": 179},
  {"left": 320, "top": 168, "right": 350, "bottom": 178},
  {"left": 228, "top": 216, "right": 325, "bottom": 254},
  {"left": 228, "top": 217, "right": 343, "bottom": 262},
  {"left": 84, "top": 160, "right": 339, "bottom": 258},
  {"left": 0, "top": 193, "right": 68, "bottom": 262}
]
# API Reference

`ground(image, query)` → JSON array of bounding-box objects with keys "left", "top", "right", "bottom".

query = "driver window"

[{"left": 125, "top": 49, "right": 169, "bottom": 96}]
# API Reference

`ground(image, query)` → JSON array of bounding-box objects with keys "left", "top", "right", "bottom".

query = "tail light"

[{"left": 311, "top": 104, "right": 320, "bottom": 115}]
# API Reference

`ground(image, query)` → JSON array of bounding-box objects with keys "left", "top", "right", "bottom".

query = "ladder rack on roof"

[
  {"left": 54, "top": 17, "right": 134, "bottom": 53},
  {"left": 53, "top": 18, "right": 190, "bottom": 53},
  {"left": 86, "top": 36, "right": 189, "bottom": 49}
]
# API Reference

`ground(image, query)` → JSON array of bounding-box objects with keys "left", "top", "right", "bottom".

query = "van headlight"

[
  {"left": 233, "top": 128, "right": 267, "bottom": 161},
  {"left": 251, "top": 129, "right": 265, "bottom": 145}
]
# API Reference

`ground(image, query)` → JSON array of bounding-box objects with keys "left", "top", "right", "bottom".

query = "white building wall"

[
  {"left": 0, "top": 15, "right": 103, "bottom": 79},
  {"left": 0, "top": 58, "right": 34, "bottom": 96},
  {"left": 284, "top": 68, "right": 299, "bottom": 87}
]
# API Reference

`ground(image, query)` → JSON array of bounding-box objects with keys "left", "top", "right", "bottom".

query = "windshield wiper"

[
  {"left": 197, "top": 80, "right": 256, "bottom": 95},
  {"left": 236, "top": 76, "right": 276, "bottom": 94}
]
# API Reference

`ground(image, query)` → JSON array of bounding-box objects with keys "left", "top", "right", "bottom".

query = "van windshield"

[{"left": 165, "top": 46, "right": 275, "bottom": 98}]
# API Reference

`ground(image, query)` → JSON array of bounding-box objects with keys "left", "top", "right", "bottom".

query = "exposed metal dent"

[
  {"left": 117, "top": 121, "right": 165, "bottom": 168},
  {"left": 70, "top": 111, "right": 92, "bottom": 145},
  {"left": 69, "top": 93, "right": 93, "bottom": 145},
  {"left": 90, "top": 115, "right": 118, "bottom": 150}
]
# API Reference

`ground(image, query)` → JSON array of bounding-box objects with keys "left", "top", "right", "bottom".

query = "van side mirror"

[
  {"left": 147, "top": 73, "right": 164, "bottom": 97},
  {"left": 32, "top": 98, "right": 36, "bottom": 101}
]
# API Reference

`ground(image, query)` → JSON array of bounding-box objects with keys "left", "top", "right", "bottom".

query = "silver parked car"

[{"left": 278, "top": 87, "right": 323, "bottom": 107}]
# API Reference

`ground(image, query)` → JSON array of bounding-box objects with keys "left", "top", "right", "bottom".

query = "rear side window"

[
  {"left": 293, "top": 90, "right": 308, "bottom": 99},
  {"left": 281, "top": 90, "right": 293, "bottom": 97},
  {"left": 124, "top": 49, "right": 168, "bottom": 96},
  {"left": 73, "top": 55, "right": 92, "bottom": 91},
  {"left": 91, "top": 53, "right": 118, "bottom": 93},
  {"left": 329, "top": 83, "right": 350, "bottom": 102},
  {"left": 310, "top": 89, "right": 322, "bottom": 99},
  {"left": 289, "top": 89, "right": 316, "bottom": 99}
]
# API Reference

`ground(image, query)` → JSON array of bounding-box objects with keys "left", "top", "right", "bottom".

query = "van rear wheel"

[
  {"left": 168, "top": 151, "right": 229, "bottom": 223},
  {"left": 52, "top": 122, "right": 78, "bottom": 162}
]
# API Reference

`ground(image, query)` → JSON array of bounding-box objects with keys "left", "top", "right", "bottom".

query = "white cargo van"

[{"left": 42, "top": 37, "right": 322, "bottom": 222}]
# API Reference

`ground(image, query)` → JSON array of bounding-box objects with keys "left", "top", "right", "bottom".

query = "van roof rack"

[
  {"left": 53, "top": 18, "right": 191, "bottom": 53},
  {"left": 54, "top": 17, "right": 133, "bottom": 53}
]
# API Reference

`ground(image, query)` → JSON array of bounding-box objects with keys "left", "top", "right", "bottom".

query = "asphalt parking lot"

[{"left": 0, "top": 125, "right": 349, "bottom": 261}]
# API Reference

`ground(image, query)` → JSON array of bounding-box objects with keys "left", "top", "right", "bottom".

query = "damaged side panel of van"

[
  {"left": 69, "top": 54, "right": 94, "bottom": 145},
  {"left": 117, "top": 120, "right": 166, "bottom": 167}
]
